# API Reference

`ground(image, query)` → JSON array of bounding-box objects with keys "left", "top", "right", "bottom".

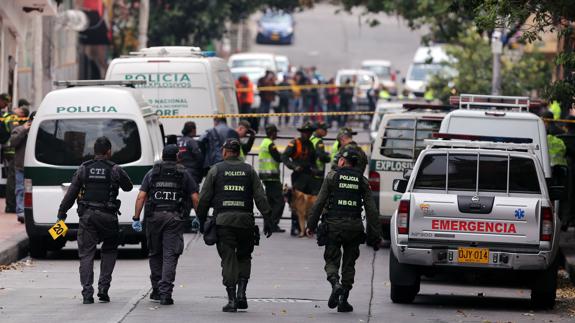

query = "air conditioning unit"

[{"left": 20, "top": 0, "right": 58, "bottom": 16}]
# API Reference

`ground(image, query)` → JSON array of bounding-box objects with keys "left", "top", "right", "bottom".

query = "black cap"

[
  {"left": 181, "top": 121, "right": 196, "bottom": 135},
  {"left": 222, "top": 138, "right": 241, "bottom": 153},
  {"left": 18, "top": 99, "right": 30, "bottom": 107},
  {"left": 297, "top": 121, "right": 316, "bottom": 132},
  {"left": 238, "top": 119, "right": 252, "bottom": 130},
  {"left": 338, "top": 127, "right": 357, "bottom": 137},
  {"left": 341, "top": 148, "right": 360, "bottom": 163},
  {"left": 315, "top": 122, "right": 328, "bottom": 130},
  {"left": 265, "top": 124, "right": 278, "bottom": 133},
  {"left": 162, "top": 144, "right": 179, "bottom": 161}
]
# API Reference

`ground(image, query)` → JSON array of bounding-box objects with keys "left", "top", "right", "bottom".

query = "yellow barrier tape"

[
  {"left": 48, "top": 220, "right": 68, "bottom": 240},
  {"left": 158, "top": 111, "right": 375, "bottom": 119}
]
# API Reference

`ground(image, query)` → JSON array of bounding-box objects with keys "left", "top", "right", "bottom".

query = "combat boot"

[
  {"left": 337, "top": 288, "right": 353, "bottom": 312},
  {"left": 150, "top": 289, "right": 160, "bottom": 302},
  {"left": 160, "top": 295, "right": 174, "bottom": 305},
  {"left": 83, "top": 296, "right": 94, "bottom": 304},
  {"left": 237, "top": 278, "right": 249, "bottom": 310},
  {"left": 223, "top": 286, "right": 237, "bottom": 312},
  {"left": 97, "top": 287, "right": 110, "bottom": 303},
  {"left": 328, "top": 278, "right": 343, "bottom": 309}
]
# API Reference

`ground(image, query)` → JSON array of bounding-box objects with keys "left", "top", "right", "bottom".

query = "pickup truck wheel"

[
  {"left": 389, "top": 249, "right": 420, "bottom": 303},
  {"left": 530, "top": 264, "right": 558, "bottom": 309},
  {"left": 29, "top": 237, "right": 47, "bottom": 258}
]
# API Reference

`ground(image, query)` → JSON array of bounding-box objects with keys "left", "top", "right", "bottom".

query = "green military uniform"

[
  {"left": 3, "top": 113, "right": 19, "bottom": 212},
  {"left": 258, "top": 133, "right": 285, "bottom": 231},
  {"left": 307, "top": 149, "right": 381, "bottom": 312},
  {"left": 197, "top": 147, "right": 272, "bottom": 312},
  {"left": 310, "top": 133, "right": 331, "bottom": 195}
]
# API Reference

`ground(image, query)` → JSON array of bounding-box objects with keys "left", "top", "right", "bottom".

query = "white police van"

[
  {"left": 369, "top": 103, "right": 452, "bottom": 239},
  {"left": 106, "top": 46, "right": 239, "bottom": 136},
  {"left": 389, "top": 135, "right": 561, "bottom": 308},
  {"left": 24, "top": 80, "right": 164, "bottom": 257}
]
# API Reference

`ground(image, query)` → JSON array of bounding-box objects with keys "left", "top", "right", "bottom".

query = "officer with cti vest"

[
  {"left": 310, "top": 122, "right": 331, "bottom": 195},
  {"left": 258, "top": 124, "right": 285, "bottom": 233},
  {"left": 306, "top": 148, "right": 382, "bottom": 313},
  {"left": 197, "top": 138, "right": 273, "bottom": 313},
  {"left": 57, "top": 137, "right": 133, "bottom": 304},
  {"left": 132, "top": 144, "right": 199, "bottom": 305}
]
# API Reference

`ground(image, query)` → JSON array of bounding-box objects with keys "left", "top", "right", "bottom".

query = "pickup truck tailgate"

[{"left": 408, "top": 193, "right": 541, "bottom": 245}]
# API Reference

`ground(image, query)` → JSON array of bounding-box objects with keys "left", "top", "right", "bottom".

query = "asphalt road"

[
  {"left": 0, "top": 220, "right": 574, "bottom": 323},
  {"left": 250, "top": 3, "right": 426, "bottom": 79}
]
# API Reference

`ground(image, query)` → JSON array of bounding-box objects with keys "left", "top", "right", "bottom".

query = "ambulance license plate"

[
  {"left": 457, "top": 247, "right": 489, "bottom": 264},
  {"left": 271, "top": 33, "right": 280, "bottom": 40}
]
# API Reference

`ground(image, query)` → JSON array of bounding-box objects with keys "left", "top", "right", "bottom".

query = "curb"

[{"left": 0, "top": 232, "right": 29, "bottom": 266}]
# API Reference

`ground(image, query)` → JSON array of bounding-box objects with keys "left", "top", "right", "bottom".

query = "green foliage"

[
  {"left": 429, "top": 30, "right": 551, "bottom": 102},
  {"left": 147, "top": 0, "right": 305, "bottom": 49}
]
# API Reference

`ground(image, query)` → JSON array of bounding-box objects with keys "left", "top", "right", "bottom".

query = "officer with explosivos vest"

[
  {"left": 57, "top": 137, "right": 133, "bottom": 304},
  {"left": 306, "top": 148, "right": 382, "bottom": 313},
  {"left": 132, "top": 144, "right": 199, "bottom": 305},
  {"left": 197, "top": 138, "right": 273, "bottom": 313},
  {"left": 258, "top": 124, "right": 285, "bottom": 232}
]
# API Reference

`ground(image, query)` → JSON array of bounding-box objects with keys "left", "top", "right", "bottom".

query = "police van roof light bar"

[
  {"left": 425, "top": 139, "right": 538, "bottom": 153},
  {"left": 402, "top": 103, "right": 454, "bottom": 112},
  {"left": 449, "top": 94, "right": 542, "bottom": 112},
  {"left": 432, "top": 133, "right": 533, "bottom": 144},
  {"left": 53, "top": 80, "right": 147, "bottom": 88}
]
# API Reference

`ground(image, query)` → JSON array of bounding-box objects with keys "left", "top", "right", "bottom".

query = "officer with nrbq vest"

[
  {"left": 132, "top": 144, "right": 200, "bottom": 305},
  {"left": 306, "top": 148, "right": 382, "bottom": 313},
  {"left": 197, "top": 138, "right": 273, "bottom": 313},
  {"left": 57, "top": 136, "right": 133, "bottom": 304}
]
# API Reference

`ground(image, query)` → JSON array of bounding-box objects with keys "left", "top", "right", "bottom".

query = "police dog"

[{"left": 292, "top": 189, "right": 317, "bottom": 238}]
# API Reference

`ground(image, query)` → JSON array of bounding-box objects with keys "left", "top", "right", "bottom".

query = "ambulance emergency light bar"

[
  {"left": 449, "top": 94, "right": 543, "bottom": 111},
  {"left": 432, "top": 133, "right": 533, "bottom": 144},
  {"left": 126, "top": 47, "right": 215, "bottom": 58},
  {"left": 53, "top": 80, "right": 147, "bottom": 88}
]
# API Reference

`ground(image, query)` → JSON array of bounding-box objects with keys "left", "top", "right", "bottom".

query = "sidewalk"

[{"left": 0, "top": 199, "right": 28, "bottom": 266}]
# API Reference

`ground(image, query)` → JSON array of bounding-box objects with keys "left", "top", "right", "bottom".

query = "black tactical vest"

[
  {"left": 81, "top": 159, "right": 118, "bottom": 205},
  {"left": 328, "top": 167, "right": 363, "bottom": 218},
  {"left": 214, "top": 162, "right": 254, "bottom": 213},
  {"left": 148, "top": 162, "right": 185, "bottom": 212}
]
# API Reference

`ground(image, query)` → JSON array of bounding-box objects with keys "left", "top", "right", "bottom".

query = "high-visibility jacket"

[
  {"left": 379, "top": 90, "right": 391, "bottom": 100},
  {"left": 548, "top": 134, "right": 567, "bottom": 167},
  {"left": 549, "top": 100, "right": 561, "bottom": 120},
  {"left": 330, "top": 141, "right": 340, "bottom": 160},
  {"left": 424, "top": 89, "right": 434, "bottom": 102},
  {"left": 3, "top": 113, "right": 18, "bottom": 156},
  {"left": 235, "top": 79, "right": 254, "bottom": 105},
  {"left": 310, "top": 135, "right": 327, "bottom": 173},
  {"left": 258, "top": 138, "right": 280, "bottom": 181}
]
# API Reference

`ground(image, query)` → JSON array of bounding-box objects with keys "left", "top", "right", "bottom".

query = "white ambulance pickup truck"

[{"left": 389, "top": 135, "right": 562, "bottom": 309}]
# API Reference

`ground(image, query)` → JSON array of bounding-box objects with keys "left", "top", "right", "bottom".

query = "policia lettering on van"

[{"left": 57, "top": 137, "right": 133, "bottom": 305}]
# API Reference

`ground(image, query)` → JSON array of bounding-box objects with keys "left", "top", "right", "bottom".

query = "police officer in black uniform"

[
  {"left": 178, "top": 121, "right": 204, "bottom": 185},
  {"left": 197, "top": 138, "right": 273, "bottom": 313},
  {"left": 57, "top": 137, "right": 133, "bottom": 304},
  {"left": 132, "top": 144, "right": 199, "bottom": 305},
  {"left": 306, "top": 148, "right": 381, "bottom": 313}
]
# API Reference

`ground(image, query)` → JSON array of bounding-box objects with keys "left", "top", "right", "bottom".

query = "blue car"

[{"left": 256, "top": 13, "right": 294, "bottom": 45}]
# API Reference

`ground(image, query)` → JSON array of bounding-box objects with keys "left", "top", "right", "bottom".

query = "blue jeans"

[{"left": 16, "top": 169, "right": 24, "bottom": 217}]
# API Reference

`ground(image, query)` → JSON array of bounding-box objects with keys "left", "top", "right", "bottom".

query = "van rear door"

[{"left": 409, "top": 153, "right": 543, "bottom": 245}]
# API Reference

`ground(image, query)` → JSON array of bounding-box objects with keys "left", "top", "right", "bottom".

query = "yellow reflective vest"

[{"left": 258, "top": 137, "right": 280, "bottom": 181}]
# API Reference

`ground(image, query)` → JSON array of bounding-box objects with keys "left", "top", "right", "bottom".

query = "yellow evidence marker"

[{"left": 48, "top": 220, "right": 68, "bottom": 240}]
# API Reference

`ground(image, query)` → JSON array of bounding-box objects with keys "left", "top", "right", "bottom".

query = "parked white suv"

[{"left": 389, "top": 135, "right": 562, "bottom": 309}]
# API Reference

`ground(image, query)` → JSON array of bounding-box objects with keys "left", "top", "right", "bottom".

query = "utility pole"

[
  {"left": 138, "top": 0, "right": 149, "bottom": 50},
  {"left": 491, "top": 29, "right": 503, "bottom": 95}
]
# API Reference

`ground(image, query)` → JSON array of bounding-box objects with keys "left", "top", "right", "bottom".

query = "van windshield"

[
  {"left": 35, "top": 119, "right": 141, "bottom": 166},
  {"left": 413, "top": 153, "right": 541, "bottom": 194},
  {"left": 380, "top": 118, "right": 442, "bottom": 160}
]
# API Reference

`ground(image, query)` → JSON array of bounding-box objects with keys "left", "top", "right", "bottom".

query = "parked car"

[
  {"left": 405, "top": 45, "right": 456, "bottom": 97},
  {"left": 228, "top": 52, "right": 278, "bottom": 75},
  {"left": 361, "top": 60, "right": 398, "bottom": 95},
  {"left": 256, "top": 12, "right": 295, "bottom": 45}
]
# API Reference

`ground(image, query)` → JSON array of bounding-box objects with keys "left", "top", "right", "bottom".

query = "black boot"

[
  {"left": 160, "top": 294, "right": 174, "bottom": 305},
  {"left": 150, "top": 289, "right": 160, "bottom": 302},
  {"left": 97, "top": 287, "right": 110, "bottom": 303},
  {"left": 290, "top": 211, "right": 299, "bottom": 236},
  {"left": 223, "top": 286, "right": 237, "bottom": 312},
  {"left": 237, "top": 279, "right": 248, "bottom": 310},
  {"left": 83, "top": 296, "right": 94, "bottom": 304},
  {"left": 337, "top": 288, "right": 353, "bottom": 312},
  {"left": 328, "top": 278, "right": 343, "bottom": 309}
]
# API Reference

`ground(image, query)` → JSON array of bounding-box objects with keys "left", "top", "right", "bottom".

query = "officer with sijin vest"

[
  {"left": 258, "top": 124, "right": 285, "bottom": 232},
  {"left": 306, "top": 148, "right": 381, "bottom": 313},
  {"left": 197, "top": 138, "right": 273, "bottom": 313},
  {"left": 57, "top": 137, "right": 133, "bottom": 304},
  {"left": 132, "top": 145, "right": 199, "bottom": 305}
]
